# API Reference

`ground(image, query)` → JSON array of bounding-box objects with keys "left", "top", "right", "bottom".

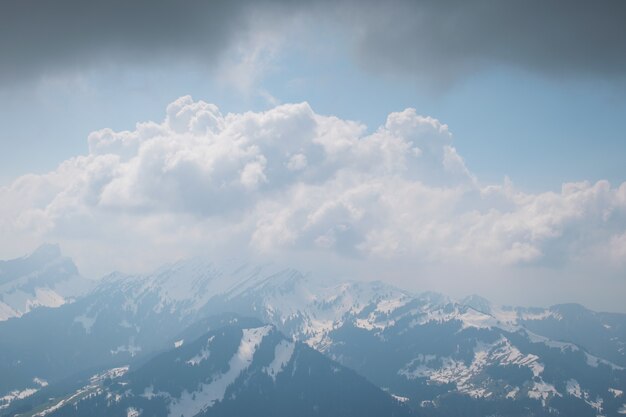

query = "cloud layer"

[
  {"left": 1, "top": 96, "right": 625, "bottom": 286},
  {"left": 348, "top": 0, "right": 626, "bottom": 85},
  {"left": 0, "top": 0, "right": 295, "bottom": 85},
  {"left": 2, "top": 0, "right": 625, "bottom": 86}
]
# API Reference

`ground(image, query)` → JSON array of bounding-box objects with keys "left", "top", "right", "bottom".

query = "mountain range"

[{"left": 1, "top": 245, "right": 625, "bottom": 416}]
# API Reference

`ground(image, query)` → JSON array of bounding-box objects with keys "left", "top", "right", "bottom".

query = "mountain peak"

[
  {"left": 0, "top": 243, "right": 88, "bottom": 321},
  {"left": 461, "top": 294, "right": 493, "bottom": 314},
  {"left": 29, "top": 243, "right": 62, "bottom": 262},
  {"left": 1, "top": 243, "right": 66, "bottom": 284},
  {"left": 415, "top": 291, "right": 450, "bottom": 306},
  {"left": 550, "top": 302, "right": 591, "bottom": 316}
]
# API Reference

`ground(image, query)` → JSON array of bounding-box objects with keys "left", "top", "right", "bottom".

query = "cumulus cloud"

[{"left": 1, "top": 96, "right": 625, "bottom": 284}]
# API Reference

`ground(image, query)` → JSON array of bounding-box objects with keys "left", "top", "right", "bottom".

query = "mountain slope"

[
  {"left": 321, "top": 301, "right": 626, "bottom": 416},
  {"left": 21, "top": 322, "right": 413, "bottom": 417},
  {"left": 0, "top": 244, "right": 91, "bottom": 321}
]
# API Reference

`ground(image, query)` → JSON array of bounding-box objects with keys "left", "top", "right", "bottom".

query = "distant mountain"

[
  {"left": 0, "top": 244, "right": 92, "bottom": 321},
  {"left": 12, "top": 322, "right": 412, "bottom": 417},
  {"left": 520, "top": 303, "right": 626, "bottom": 369},
  {"left": 317, "top": 297, "right": 626, "bottom": 416},
  {"left": 1, "top": 251, "right": 625, "bottom": 416}
]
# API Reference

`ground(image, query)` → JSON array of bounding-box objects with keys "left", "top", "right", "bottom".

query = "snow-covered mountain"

[
  {"left": 0, "top": 244, "right": 92, "bottom": 321},
  {"left": 87, "top": 257, "right": 414, "bottom": 349},
  {"left": 317, "top": 296, "right": 626, "bottom": 416},
  {"left": 9, "top": 321, "right": 413, "bottom": 417},
  {"left": 1, "top": 249, "right": 625, "bottom": 416}
]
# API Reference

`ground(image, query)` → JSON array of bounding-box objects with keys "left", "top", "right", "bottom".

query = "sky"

[{"left": 1, "top": 0, "right": 625, "bottom": 311}]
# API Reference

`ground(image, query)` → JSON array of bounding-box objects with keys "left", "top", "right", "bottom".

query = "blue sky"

[{"left": 1, "top": 0, "right": 625, "bottom": 310}]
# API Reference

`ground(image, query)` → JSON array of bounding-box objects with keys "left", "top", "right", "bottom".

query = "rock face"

[{"left": 0, "top": 244, "right": 92, "bottom": 321}]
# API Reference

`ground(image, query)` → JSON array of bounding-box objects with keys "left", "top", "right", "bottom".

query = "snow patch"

[
  {"left": 375, "top": 297, "right": 409, "bottom": 314},
  {"left": 0, "top": 287, "right": 67, "bottom": 321},
  {"left": 407, "top": 304, "right": 517, "bottom": 332},
  {"left": 264, "top": 339, "right": 295, "bottom": 381},
  {"left": 566, "top": 379, "right": 582, "bottom": 398},
  {"left": 528, "top": 380, "right": 561, "bottom": 407},
  {"left": 506, "top": 387, "right": 519, "bottom": 399},
  {"left": 90, "top": 366, "right": 129, "bottom": 383},
  {"left": 0, "top": 302, "right": 19, "bottom": 321},
  {"left": 587, "top": 396, "right": 603, "bottom": 413},
  {"left": 398, "top": 354, "right": 438, "bottom": 379},
  {"left": 458, "top": 308, "right": 503, "bottom": 330},
  {"left": 391, "top": 394, "right": 409, "bottom": 403},
  {"left": 186, "top": 336, "right": 214, "bottom": 366},
  {"left": 111, "top": 341, "right": 142, "bottom": 357},
  {"left": 518, "top": 310, "right": 559, "bottom": 321},
  {"left": 525, "top": 330, "right": 579, "bottom": 352},
  {"left": 0, "top": 388, "right": 38, "bottom": 410},
  {"left": 168, "top": 326, "right": 271, "bottom": 417},
  {"left": 34, "top": 378, "right": 48, "bottom": 387},
  {"left": 127, "top": 407, "right": 141, "bottom": 417},
  {"left": 399, "top": 337, "right": 543, "bottom": 399},
  {"left": 566, "top": 378, "right": 607, "bottom": 412},
  {"left": 34, "top": 366, "right": 128, "bottom": 416},
  {"left": 586, "top": 352, "right": 624, "bottom": 370}
]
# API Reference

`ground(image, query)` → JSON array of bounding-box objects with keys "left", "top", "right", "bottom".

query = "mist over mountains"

[
  {"left": 3, "top": 95, "right": 625, "bottom": 312},
  {"left": 1, "top": 245, "right": 624, "bottom": 417}
]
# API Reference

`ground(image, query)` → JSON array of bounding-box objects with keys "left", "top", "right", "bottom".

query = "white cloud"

[
  {"left": 286, "top": 153, "right": 307, "bottom": 171},
  {"left": 240, "top": 156, "right": 268, "bottom": 189},
  {"left": 1, "top": 96, "right": 625, "bottom": 294}
]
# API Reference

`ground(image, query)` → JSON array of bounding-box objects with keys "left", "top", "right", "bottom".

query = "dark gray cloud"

[
  {"left": 1, "top": 0, "right": 625, "bottom": 86},
  {"left": 0, "top": 0, "right": 296, "bottom": 84},
  {"left": 347, "top": 0, "right": 626, "bottom": 84}
]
